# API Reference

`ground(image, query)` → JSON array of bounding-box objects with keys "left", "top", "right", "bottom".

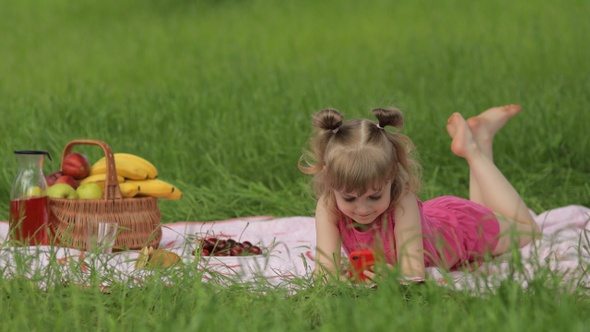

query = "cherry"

[
  {"left": 202, "top": 242, "right": 214, "bottom": 252},
  {"left": 249, "top": 246, "right": 262, "bottom": 255},
  {"left": 203, "top": 237, "right": 217, "bottom": 252},
  {"left": 215, "top": 239, "right": 227, "bottom": 251},
  {"left": 196, "top": 237, "right": 264, "bottom": 256},
  {"left": 230, "top": 246, "right": 244, "bottom": 256}
]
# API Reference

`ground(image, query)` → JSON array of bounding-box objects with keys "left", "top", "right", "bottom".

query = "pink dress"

[{"left": 337, "top": 196, "right": 500, "bottom": 270}]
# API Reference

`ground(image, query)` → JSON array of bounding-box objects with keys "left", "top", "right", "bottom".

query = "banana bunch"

[
  {"left": 81, "top": 153, "right": 182, "bottom": 200},
  {"left": 91, "top": 153, "right": 158, "bottom": 180}
]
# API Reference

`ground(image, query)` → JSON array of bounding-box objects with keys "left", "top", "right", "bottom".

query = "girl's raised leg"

[
  {"left": 465, "top": 105, "right": 522, "bottom": 162},
  {"left": 446, "top": 108, "right": 540, "bottom": 252},
  {"left": 462, "top": 105, "right": 523, "bottom": 205}
]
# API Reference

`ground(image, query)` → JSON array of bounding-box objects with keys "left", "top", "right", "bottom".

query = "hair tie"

[
  {"left": 332, "top": 121, "right": 342, "bottom": 134},
  {"left": 376, "top": 123, "right": 384, "bottom": 130}
]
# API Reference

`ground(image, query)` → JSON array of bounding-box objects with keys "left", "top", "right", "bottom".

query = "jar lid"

[{"left": 14, "top": 150, "right": 52, "bottom": 161}]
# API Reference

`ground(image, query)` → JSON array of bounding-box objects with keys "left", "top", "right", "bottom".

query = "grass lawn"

[{"left": 0, "top": 0, "right": 589, "bottom": 330}]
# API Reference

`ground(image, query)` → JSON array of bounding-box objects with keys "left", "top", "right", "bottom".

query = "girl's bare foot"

[
  {"left": 446, "top": 112, "right": 479, "bottom": 158},
  {"left": 466, "top": 104, "right": 522, "bottom": 146}
]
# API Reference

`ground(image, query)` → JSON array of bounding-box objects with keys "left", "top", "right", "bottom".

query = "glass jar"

[{"left": 9, "top": 150, "right": 51, "bottom": 246}]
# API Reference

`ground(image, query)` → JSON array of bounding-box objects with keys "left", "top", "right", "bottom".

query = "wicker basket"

[{"left": 49, "top": 139, "right": 162, "bottom": 251}]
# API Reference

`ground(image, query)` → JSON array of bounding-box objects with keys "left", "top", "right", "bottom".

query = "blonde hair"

[{"left": 298, "top": 108, "right": 422, "bottom": 215}]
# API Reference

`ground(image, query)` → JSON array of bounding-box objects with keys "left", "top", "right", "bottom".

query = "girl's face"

[{"left": 333, "top": 181, "right": 392, "bottom": 225}]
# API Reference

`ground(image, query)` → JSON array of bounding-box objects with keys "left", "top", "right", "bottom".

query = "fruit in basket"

[
  {"left": 80, "top": 173, "right": 125, "bottom": 186},
  {"left": 117, "top": 153, "right": 158, "bottom": 179},
  {"left": 119, "top": 182, "right": 140, "bottom": 198},
  {"left": 125, "top": 179, "right": 180, "bottom": 199},
  {"left": 90, "top": 158, "right": 148, "bottom": 180},
  {"left": 47, "top": 183, "right": 79, "bottom": 199},
  {"left": 54, "top": 175, "right": 80, "bottom": 189},
  {"left": 76, "top": 183, "right": 103, "bottom": 199},
  {"left": 93, "top": 153, "right": 158, "bottom": 179},
  {"left": 88, "top": 153, "right": 181, "bottom": 199},
  {"left": 162, "top": 186, "right": 182, "bottom": 200},
  {"left": 62, "top": 152, "right": 91, "bottom": 180},
  {"left": 45, "top": 171, "right": 64, "bottom": 186}
]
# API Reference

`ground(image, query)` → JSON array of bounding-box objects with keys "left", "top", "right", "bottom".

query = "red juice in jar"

[{"left": 9, "top": 196, "right": 49, "bottom": 246}]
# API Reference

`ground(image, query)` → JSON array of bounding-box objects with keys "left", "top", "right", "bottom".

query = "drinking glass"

[{"left": 87, "top": 221, "right": 118, "bottom": 254}]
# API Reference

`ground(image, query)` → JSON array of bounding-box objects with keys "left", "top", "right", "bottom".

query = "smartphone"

[{"left": 348, "top": 250, "right": 378, "bottom": 281}]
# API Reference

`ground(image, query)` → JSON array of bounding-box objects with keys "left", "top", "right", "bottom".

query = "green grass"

[{"left": 0, "top": 0, "right": 589, "bottom": 330}]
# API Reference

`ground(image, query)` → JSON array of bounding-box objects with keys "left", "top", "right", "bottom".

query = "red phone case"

[{"left": 348, "top": 250, "right": 377, "bottom": 281}]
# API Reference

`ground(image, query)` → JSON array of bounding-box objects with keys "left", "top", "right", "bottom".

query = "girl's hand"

[
  {"left": 360, "top": 263, "right": 395, "bottom": 284},
  {"left": 361, "top": 270, "right": 377, "bottom": 285},
  {"left": 400, "top": 276, "right": 426, "bottom": 285},
  {"left": 361, "top": 265, "right": 425, "bottom": 286}
]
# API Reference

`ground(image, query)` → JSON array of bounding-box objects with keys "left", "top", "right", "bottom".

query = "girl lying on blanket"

[{"left": 298, "top": 105, "right": 541, "bottom": 284}]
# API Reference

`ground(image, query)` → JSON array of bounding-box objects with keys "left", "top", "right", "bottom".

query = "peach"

[
  {"left": 45, "top": 171, "right": 64, "bottom": 186},
  {"left": 62, "top": 153, "right": 91, "bottom": 180},
  {"left": 54, "top": 174, "right": 80, "bottom": 189}
]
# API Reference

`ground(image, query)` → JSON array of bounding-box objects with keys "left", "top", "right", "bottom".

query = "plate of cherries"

[{"left": 195, "top": 236, "right": 264, "bottom": 257}]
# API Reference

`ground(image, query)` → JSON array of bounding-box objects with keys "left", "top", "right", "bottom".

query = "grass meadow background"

[{"left": 0, "top": 0, "right": 589, "bottom": 331}]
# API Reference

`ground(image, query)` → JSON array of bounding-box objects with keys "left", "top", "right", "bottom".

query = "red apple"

[
  {"left": 54, "top": 175, "right": 80, "bottom": 189},
  {"left": 45, "top": 171, "right": 64, "bottom": 186},
  {"left": 62, "top": 153, "right": 91, "bottom": 180}
]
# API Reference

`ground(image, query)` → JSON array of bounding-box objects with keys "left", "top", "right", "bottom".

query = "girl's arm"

[
  {"left": 314, "top": 195, "right": 344, "bottom": 281},
  {"left": 393, "top": 191, "right": 426, "bottom": 279}
]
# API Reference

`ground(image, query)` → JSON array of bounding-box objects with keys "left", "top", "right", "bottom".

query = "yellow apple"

[
  {"left": 47, "top": 183, "right": 78, "bottom": 199},
  {"left": 76, "top": 183, "right": 103, "bottom": 199}
]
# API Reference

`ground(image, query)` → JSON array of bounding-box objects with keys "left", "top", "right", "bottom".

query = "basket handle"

[{"left": 60, "top": 139, "right": 122, "bottom": 200}]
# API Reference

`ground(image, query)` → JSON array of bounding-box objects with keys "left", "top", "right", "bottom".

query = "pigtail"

[
  {"left": 298, "top": 109, "right": 344, "bottom": 177},
  {"left": 372, "top": 108, "right": 404, "bottom": 130},
  {"left": 372, "top": 107, "right": 421, "bottom": 205},
  {"left": 313, "top": 108, "right": 344, "bottom": 133}
]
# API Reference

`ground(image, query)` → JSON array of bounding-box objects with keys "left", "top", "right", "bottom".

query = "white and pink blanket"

[{"left": 1, "top": 205, "right": 589, "bottom": 291}]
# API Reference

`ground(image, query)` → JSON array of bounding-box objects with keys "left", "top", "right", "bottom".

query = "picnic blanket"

[{"left": 0, "top": 205, "right": 589, "bottom": 291}]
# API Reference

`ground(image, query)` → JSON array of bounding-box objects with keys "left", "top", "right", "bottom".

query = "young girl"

[{"left": 298, "top": 105, "right": 541, "bottom": 283}]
